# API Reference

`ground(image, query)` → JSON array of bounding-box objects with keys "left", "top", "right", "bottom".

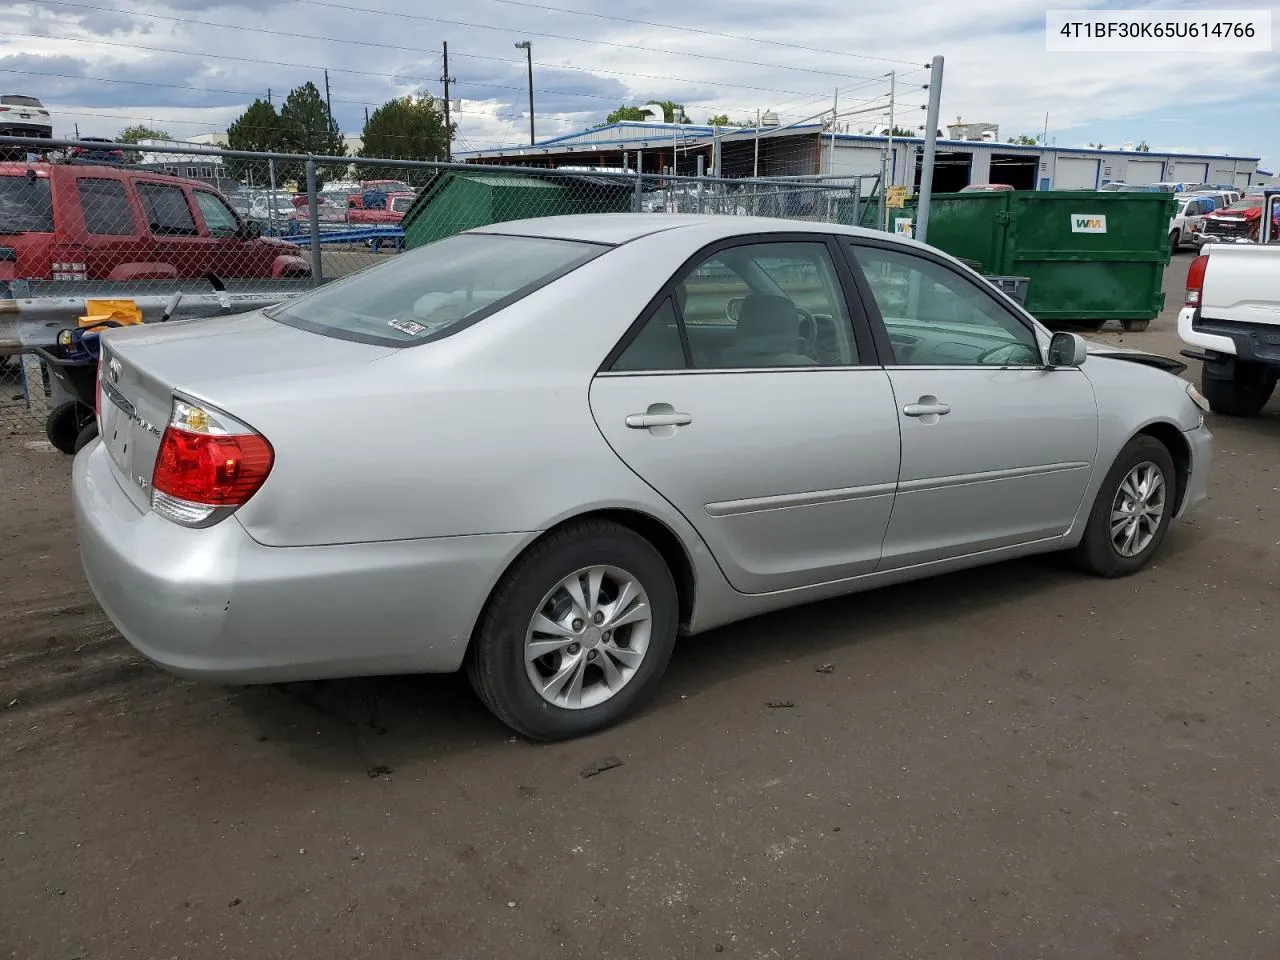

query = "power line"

[
  {"left": 11, "top": 32, "right": 887, "bottom": 124},
  {"left": 31, "top": 0, "right": 894, "bottom": 83},
  {"left": 467, "top": 0, "right": 926, "bottom": 68}
]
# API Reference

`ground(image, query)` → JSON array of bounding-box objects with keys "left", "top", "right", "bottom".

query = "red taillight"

[
  {"left": 149, "top": 398, "right": 273, "bottom": 526},
  {"left": 1185, "top": 254, "right": 1208, "bottom": 307},
  {"left": 152, "top": 428, "right": 273, "bottom": 505}
]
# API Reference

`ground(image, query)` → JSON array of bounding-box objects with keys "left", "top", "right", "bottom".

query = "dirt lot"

[{"left": 3, "top": 253, "right": 1279, "bottom": 959}]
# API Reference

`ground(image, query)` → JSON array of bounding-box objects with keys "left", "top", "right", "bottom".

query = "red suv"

[{"left": 0, "top": 162, "right": 310, "bottom": 283}]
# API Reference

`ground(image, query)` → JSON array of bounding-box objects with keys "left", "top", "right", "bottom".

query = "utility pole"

[
  {"left": 916, "top": 55, "right": 945, "bottom": 244},
  {"left": 827, "top": 87, "right": 838, "bottom": 174},
  {"left": 323, "top": 70, "right": 333, "bottom": 126},
  {"left": 753, "top": 107, "right": 761, "bottom": 179},
  {"left": 883, "top": 70, "right": 896, "bottom": 231},
  {"left": 267, "top": 88, "right": 272, "bottom": 105},
  {"left": 442, "top": 41, "right": 454, "bottom": 161},
  {"left": 514, "top": 41, "right": 534, "bottom": 145}
]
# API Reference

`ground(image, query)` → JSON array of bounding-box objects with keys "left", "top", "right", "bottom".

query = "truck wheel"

[
  {"left": 1201, "top": 363, "right": 1277, "bottom": 417},
  {"left": 1120, "top": 319, "right": 1150, "bottom": 332},
  {"left": 1168, "top": 229, "right": 1180, "bottom": 255}
]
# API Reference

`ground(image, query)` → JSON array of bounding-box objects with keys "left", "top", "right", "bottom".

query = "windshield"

[
  {"left": 1224, "top": 198, "right": 1262, "bottom": 212},
  {"left": 0, "top": 175, "right": 54, "bottom": 233},
  {"left": 267, "top": 232, "right": 607, "bottom": 346}
]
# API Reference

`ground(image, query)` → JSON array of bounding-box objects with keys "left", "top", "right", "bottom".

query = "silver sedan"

[{"left": 74, "top": 214, "right": 1213, "bottom": 740}]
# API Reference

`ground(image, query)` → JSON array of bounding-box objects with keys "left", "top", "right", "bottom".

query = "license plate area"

[{"left": 99, "top": 380, "right": 135, "bottom": 476}]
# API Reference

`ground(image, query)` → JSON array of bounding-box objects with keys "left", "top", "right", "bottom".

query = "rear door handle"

[
  {"left": 903, "top": 401, "right": 951, "bottom": 417},
  {"left": 626, "top": 412, "right": 693, "bottom": 429}
]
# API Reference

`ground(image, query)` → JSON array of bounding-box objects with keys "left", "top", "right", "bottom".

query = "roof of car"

[{"left": 469, "top": 213, "right": 886, "bottom": 245}]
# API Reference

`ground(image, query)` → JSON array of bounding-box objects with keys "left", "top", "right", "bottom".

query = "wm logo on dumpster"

[{"left": 1070, "top": 214, "right": 1108, "bottom": 234}]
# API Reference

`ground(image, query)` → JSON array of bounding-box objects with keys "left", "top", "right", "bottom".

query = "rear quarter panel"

[
  {"left": 1199, "top": 245, "right": 1280, "bottom": 326},
  {"left": 227, "top": 231, "right": 724, "bottom": 550}
]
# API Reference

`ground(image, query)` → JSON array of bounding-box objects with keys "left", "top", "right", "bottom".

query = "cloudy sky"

[{"left": 4, "top": 0, "right": 1277, "bottom": 169}]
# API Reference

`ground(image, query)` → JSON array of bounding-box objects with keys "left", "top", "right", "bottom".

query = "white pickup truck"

[{"left": 1178, "top": 190, "right": 1280, "bottom": 417}]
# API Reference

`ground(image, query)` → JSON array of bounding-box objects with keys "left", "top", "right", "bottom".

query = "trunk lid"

[{"left": 97, "top": 310, "right": 397, "bottom": 512}]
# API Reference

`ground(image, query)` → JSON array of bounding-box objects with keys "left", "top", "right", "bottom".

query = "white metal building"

[{"left": 458, "top": 121, "right": 1261, "bottom": 192}]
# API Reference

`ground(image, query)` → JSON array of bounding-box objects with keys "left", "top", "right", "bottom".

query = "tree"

[
  {"left": 1007, "top": 133, "right": 1040, "bottom": 145},
  {"left": 605, "top": 101, "right": 691, "bottom": 124},
  {"left": 707, "top": 113, "right": 751, "bottom": 127},
  {"left": 278, "top": 81, "right": 346, "bottom": 186},
  {"left": 358, "top": 94, "right": 452, "bottom": 182},
  {"left": 117, "top": 124, "right": 170, "bottom": 144},
  {"left": 882, "top": 126, "right": 917, "bottom": 137},
  {"left": 1136, "top": 140, "right": 1150, "bottom": 152},
  {"left": 226, "top": 98, "right": 286, "bottom": 181}
]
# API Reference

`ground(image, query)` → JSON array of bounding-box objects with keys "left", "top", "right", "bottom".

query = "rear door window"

[
  {"left": 137, "top": 183, "right": 198, "bottom": 236},
  {"left": 0, "top": 175, "right": 54, "bottom": 233},
  {"left": 77, "top": 178, "right": 136, "bottom": 236}
]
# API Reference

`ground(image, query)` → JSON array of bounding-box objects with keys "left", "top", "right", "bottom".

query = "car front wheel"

[
  {"left": 467, "top": 520, "right": 679, "bottom": 741},
  {"left": 1071, "top": 435, "right": 1176, "bottom": 577}
]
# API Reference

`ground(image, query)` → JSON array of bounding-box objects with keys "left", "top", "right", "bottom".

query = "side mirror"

[
  {"left": 1047, "top": 331, "right": 1089, "bottom": 368},
  {"left": 726, "top": 297, "right": 745, "bottom": 322}
]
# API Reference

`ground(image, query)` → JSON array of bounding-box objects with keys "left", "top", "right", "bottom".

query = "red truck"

[
  {"left": 1192, "top": 195, "right": 1280, "bottom": 248},
  {"left": 0, "top": 161, "right": 310, "bottom": 283}
]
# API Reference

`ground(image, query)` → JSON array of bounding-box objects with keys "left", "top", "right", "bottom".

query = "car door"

[
  {"left": 73, "top": 175, "right": 148, "bottom": 280},
  {"left": 589, "top": 236, "right": 902, "bottom": 595},
  {"left": 843, "top": 239, "right": 1099, "bottom": 570},
  {"left": 135, "top": 181, "right": 203, "bottom": 278}
]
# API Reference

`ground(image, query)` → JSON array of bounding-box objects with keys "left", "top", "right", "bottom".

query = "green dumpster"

[
  {"left": 903, "top": 190, "right": 1177, "bottom": 331},
  {"left": 401, "top": 171, "right": 634, "bottom": 248}
]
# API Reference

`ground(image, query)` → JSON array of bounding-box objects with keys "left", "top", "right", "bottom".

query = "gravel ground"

[{"left": 3, "top": 253, "right": 1279, "bottom": 959}]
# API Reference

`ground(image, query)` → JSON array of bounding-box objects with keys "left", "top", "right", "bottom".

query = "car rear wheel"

[
  {"left": 1071, "top": 435, "right": 1176, "bottom": 578},
  {"left": 45, "top": 400, "right": 93, "bottom": 455},
  {"left": 1168, "top": 229, "right": 1180, "bottom": 255},
  {"left": 1201, "top": 363, "right": 1277, "bottom": 417},
  {"left": 467, "top": 520, "right": 679, "bottom": 741}
]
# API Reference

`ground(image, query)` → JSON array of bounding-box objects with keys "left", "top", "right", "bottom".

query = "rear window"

[
  {"left": 1, "top": 95, "right": 42, "bottom": 107},
  {"left": 267, "top": 233, "right": 607, "bottom": 347},
  {"left": 0, "top": 175, "right": 54, "bottom": 233}
]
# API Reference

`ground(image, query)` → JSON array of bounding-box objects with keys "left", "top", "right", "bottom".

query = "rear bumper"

[
  {"left": 1179, "top": 310, "right": 1280, "bottom": 371},
  {"left": 73, "top": 440, "right": 530, "bottom": 683}
]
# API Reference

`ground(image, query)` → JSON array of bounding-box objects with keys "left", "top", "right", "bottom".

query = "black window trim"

[
  {"left": 839, "top": 236, "right": 1046, "bottom": 367},
  {"left": 599, "top": 231, "right": 884, "bottom": 376}
]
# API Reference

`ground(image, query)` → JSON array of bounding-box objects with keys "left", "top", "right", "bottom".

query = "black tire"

[
  {"left": 45, "top": 401, "right": 85, "bottom": 455},
  {"left": 467, "top": 520, "right": 679, "bottom": 741},
  {"left": 1120, "top": 318, "right": 1150, "bottom": 332},
  {"left": 1201, "top": 363, "right": 1277, "bottom": 417},
  {"left": 1169, "top": 229, "right": 1180, "bottom": 255},
  {"left": 1071, "top": 435, "right": 1176, "bottom": 578},
  {"left": 73, "top": 421, "right": 98, "bottom": 453}
]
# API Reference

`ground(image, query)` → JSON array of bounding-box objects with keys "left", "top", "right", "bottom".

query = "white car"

[
  {"left": 0, "top": 94, "right": 52, "bottom": 139},
  {"left": 1169, "top": 194, "right": 1215, "bottom": 252}
]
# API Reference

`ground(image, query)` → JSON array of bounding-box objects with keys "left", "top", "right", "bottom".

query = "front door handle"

[
  {"left": 903, "top": 399, "right": 951, "bottom": 418},
  {"left": 626, "top": 411, "right": 693, "bottom": 429}
]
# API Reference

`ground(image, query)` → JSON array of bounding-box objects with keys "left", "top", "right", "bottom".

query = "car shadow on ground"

[{"left": 228, "top": 525, "right": 1206, "bottom": 768}]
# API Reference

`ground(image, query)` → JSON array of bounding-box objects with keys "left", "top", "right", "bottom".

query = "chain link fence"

[{"left": 1, "top": 134, "right": 882, "bottom": 436}]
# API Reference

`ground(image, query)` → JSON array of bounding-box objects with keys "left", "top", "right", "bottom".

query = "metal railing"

[{"left": 1, "top": 134, "right": 883, "bottom": 434}]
